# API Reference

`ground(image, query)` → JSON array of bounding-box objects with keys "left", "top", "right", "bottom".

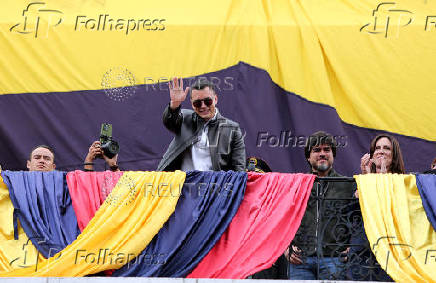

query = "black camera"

[{"left": 99, "top": 123, "right": 120, "bottom": 159}]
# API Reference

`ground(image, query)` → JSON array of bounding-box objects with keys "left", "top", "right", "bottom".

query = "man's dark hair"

[
  {"left": 29, "top": 145, "right": 55, "bottom": 162},
  {"left": 369, "top": 134, "right": 405, "bottom": 174},
  {"left": 190, "top": 77, "right": 217, "bottom": 97},
  {"left": 304, "top": 131, "right": 337, "bottom": 161}
]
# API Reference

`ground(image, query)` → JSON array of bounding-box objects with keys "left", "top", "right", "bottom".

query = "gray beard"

[{"left": 316, "top": 163, "right": 330, "bottom": 172}]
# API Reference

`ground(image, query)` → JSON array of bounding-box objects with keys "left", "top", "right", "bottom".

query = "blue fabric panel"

[
  {"left": 114, "top": 170, "right": 247, "bottom": 277},
  {"left": 416, "top": 174, "right": 436, "bottom": 231},
  {"left": 1, "top": 171, "right": 80, "bottom": 258}
]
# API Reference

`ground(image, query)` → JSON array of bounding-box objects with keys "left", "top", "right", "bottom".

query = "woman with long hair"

[
  {"left": 360, "top": 134, "right": 405, "bottom": 174},
  {"left": 350, "top": 134, "right": 405, "bottom": 282}
]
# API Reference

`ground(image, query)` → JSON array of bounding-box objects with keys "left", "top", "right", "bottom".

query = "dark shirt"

[{"left": 292, "top": 168, "right": 356, "bottom": 257}]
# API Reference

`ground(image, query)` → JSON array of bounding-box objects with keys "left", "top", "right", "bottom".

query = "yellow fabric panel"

[
  {"left": 0, "top": 173, "right": 44, "bottom": 273},
  {"left": 0, "top": 170, "right": 186, "bottom": 276},
  {"left": 0, "top": 0, "right": 435, "bottom": 141},
  {"left": 356, "top": 174, "right": 436, "bottom": 282}
]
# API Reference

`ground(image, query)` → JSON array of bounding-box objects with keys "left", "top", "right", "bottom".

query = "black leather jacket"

[
  {"left": 157, "top": 105, "right": 246, "bottom": 171},
  {"left": 291, "top": 168, "right": 356, "bottom": 257}
]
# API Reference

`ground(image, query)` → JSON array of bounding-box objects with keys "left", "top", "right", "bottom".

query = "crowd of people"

[{"left": 1, "top": 77, "right": 435, "bottom": 280}]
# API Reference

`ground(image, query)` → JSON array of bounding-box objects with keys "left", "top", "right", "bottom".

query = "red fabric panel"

[
  {"left": 188, "top": 172, "right": 315, "bottom": 279},
  {"left": 66, "top": 170, "right": 123, "bottom": 231}
]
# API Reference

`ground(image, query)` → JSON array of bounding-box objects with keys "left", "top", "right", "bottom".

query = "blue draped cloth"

[
  {"left": 114, "top": 170, "right": 247, "bottom": 277},
  {"left": 416, "top": 174, "right": 436, "bottom": 231},
  {"left": 1, "top": 171, "right": 80, "bottom": 258}
]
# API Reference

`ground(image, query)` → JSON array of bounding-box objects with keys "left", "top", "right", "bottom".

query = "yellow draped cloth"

[
  {"left": 1, "top": 0, "right": 435, "bottom": 142},
  {"left": 0, "top": 174, "right": 44, "bottom": 272},
  {"left": 0, "top": 171, "right": 185, "bottom": 276},
  {"left": 356, "top": 174, "right": 436, "bottom": 282}
]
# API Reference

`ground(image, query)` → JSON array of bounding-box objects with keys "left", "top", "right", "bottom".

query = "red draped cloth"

[
  {"left": 188, "top": 172, "right": 315, "bottom": 279},
  {"left": 66, "top": 170, "right": 123, "bottom": 231}
]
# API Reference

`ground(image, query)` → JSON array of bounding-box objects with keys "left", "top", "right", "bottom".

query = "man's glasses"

[{"left": 192, "top": 97, "right": 213, "bottom": 108}]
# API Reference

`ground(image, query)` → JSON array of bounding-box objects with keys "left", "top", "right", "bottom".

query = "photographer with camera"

[
  {"left": 84, "top": 123, "right": 120, "bottom": 172},
  {"left": 83, "top": 140, "right": 119, "bottom": 172}
]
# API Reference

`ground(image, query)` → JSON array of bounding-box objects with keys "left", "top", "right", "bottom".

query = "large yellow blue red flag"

[{"left": 0, "top": 0, "right": 434, "bottom": 174}]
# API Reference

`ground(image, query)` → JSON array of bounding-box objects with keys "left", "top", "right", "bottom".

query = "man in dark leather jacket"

[
  {"left": 157, "top": 77, "right": 246, "bottom": 171},
  {"left": 287, "top": 131, "right": 355, "bottom": 280}
]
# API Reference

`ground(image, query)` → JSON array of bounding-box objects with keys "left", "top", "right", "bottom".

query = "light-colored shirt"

[{"left": 181, "top": 110, "right": 218, "bottom": 171}]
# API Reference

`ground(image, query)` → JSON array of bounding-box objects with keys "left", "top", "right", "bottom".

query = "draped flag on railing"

[
  {"left": 114, "top": 170, "right": 247, "bottom": 277},
  {"left": 0, "top": 170, "right": 316, "bottom": 278},
  {"left": 356, "top": 174, "right": 436, "bottom": 283},
  {"left": 416, "top": 174, "right": 436, "bottom": 232},
  {"left": 1, "top": 171, "right": 80, "bottom": 258},
  {"left": 0, "top": 174, "right": 44, "bottom": 273},
  {"left": 0, "top": 171, "right": 186, "bottom": 276},
  {"left": 66, "top": 170, "right": 123, "bottom": 231},
  {"left": 3, "top": 171, "right": 436, "bottom": 280},
  {"left": 188, "top": 172, "right": 315, "bottom": 278}
]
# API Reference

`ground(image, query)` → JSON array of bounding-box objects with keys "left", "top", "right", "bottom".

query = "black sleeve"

[{"left": 162, "top": 104, "right": 183, "bottom": 134}]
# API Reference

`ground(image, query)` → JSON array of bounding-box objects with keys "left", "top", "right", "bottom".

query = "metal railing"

[
  {"left": 240, "top": 177, "right": 398, "bottom": 281},
  {"left": 286, "top": 176, "right": 392, "bottom": 281}
]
